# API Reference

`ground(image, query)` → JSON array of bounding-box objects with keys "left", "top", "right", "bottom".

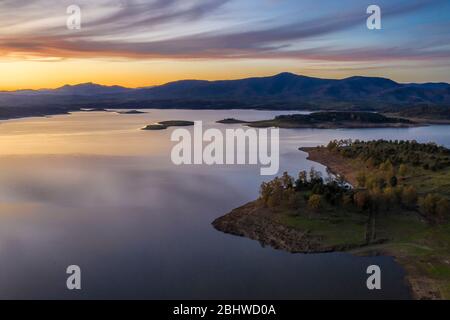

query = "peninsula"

[{"left": 213, "top": 140, "right": 450, "bottom": 299}]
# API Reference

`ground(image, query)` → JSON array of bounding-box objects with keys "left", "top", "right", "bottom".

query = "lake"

[{"left": 1, "top": 109, "right": 449, "bottom": 299}]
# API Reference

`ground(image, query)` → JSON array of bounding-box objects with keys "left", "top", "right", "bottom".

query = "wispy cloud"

[{"left": 0, "top": 0, "right": 449, "bottom": 63}]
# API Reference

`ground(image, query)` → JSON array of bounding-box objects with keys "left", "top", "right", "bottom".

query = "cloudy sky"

[{"left": 1, "top": 0, "right": 450, "bottom": 90}]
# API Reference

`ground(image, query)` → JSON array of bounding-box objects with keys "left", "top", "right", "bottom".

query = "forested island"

[
  {"left": 142, "top": 120, "right": 194, "bottom": 130},
  {"left": 213, "top": 140, "right": 450, "bottom": 299},
  {"left": 217, "top": 112, "right": 418, "bottom": 129},
  {"left": 116, "top": 110, "right": 147, "bottom": 114}
]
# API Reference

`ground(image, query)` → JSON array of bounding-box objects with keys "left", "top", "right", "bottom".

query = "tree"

[
  {"left": 295, "top": 171, "right": 308, "bottom": 190},
  {"left": 281, "top": 172, "right": 294, "bottom": 189},
  {"left": 309, "top": 167, "right": 322, "bottom": 181},
  {"left": 308, "top": 194, "right": 323, "bottom": 212},
  {"left": 327, "top": 140, "right": 338, "bottom": 151},
  {"left": 418, "top": 194, "right": 444, "bottom": 220},
  {"left": 398, "top": 164, "right": 408, "bottom": 177},
  {"left": 389, "top": 175, "right": 398, "bottom": 187},
  {"left": 298, "top": 171, "right": 307, "bottom": 182},
  {"left": 366, "top": 173, "right": 386, "bottom": 190},
  {"left": 356, "top": 171, "right": 367, "bottom": 188},
  {"left": 379, "top": 160, "right": 393, "bottom": 172},
  {"left": 383, "top": 187, "right": 397, "bottom": 208},
  {"left": 267, "top": 178, "right": 284, "bottom": 208},
  {"left": 401, "top": 186, "right": 418, "bottom": 208},
  {"left": 259, "top": 181, "right": 272, "bottom": 206}
]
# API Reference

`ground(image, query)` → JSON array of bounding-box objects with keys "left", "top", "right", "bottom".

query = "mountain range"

[{"left": 1, "top": 73, "right": 450, "bottom": 119}]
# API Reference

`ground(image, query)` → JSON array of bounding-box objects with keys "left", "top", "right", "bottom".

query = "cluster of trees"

[
  {"left": 327, "top": 139, "right": 450, "bottom": 171},
  {"left": 260, "top": 168, "right": 371, "bottom": 215},
  {"left": 419, "top": 194, "right": 450, "bottom": 222},
  {"left": 259, "top": 169, "right": 349, "bottom": 212},
  {"left": 353, "top": 170, "right": 419, "bottom": 213},
  {"left": 275, "top": 112, "right": 411, "bottom": 124},
  {"left": 259, "top": 140, "right": 450, "bottom": 222},
  {"left": 259, "top": 167, "right": 448, "bottom": 222},
  {"left": 356, "top": 159, "right": 401, "bottom": 189},
  {"left": 355, "top": 157, "right": 449, "bottom": 222}
]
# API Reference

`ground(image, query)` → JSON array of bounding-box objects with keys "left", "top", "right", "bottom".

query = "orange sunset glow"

[{"left": 1, "top": 0, "right": 450, "bottom": 90}]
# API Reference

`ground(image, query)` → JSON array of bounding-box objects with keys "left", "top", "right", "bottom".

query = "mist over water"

[{"left": 1, "top": 109, "right": 449, "bottom": 299}]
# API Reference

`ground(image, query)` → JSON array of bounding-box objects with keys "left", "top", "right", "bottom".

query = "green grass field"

[{"left": 281, "top": 213, "right": 367, "bottom": 247}]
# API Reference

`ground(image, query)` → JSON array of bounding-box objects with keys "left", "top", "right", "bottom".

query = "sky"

[{"left": 1, "top": 0, "right": 450, "bottom": 90}]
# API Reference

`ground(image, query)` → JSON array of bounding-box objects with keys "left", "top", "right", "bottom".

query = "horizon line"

[{"left": 2, "top": 72, "right": 450, "bottom": 92}]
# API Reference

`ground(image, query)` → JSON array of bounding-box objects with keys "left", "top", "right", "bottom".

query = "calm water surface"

[{"left": 1, "top": 109, "right": 449, "bottom": 299}]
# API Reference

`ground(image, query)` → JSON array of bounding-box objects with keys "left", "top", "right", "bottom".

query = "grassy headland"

[{"left": 213, "top": 140, "right": 450, "bottom": 299}]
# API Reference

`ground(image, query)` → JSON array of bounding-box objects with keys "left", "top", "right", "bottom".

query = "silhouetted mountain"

[
  {"left": 130, "top": 73, "right": 450, "bottom": 104},
  {"left": 1, "top": 73, "right": 450, "bottom": 118},
  {"left": 1, "top": 83, "right": 133, "bottom": 96},
  {"left": 50, "top": 83, "right": 133, "bottom": 96},
  {"left": 135, "top": 73, "right": 331, "bottom": 100}
]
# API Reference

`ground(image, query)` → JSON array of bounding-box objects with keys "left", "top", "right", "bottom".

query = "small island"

[
  {"left": 216, "top": 118, "right": 249, "bottom": 124},
  {"left": 142, "top": 120, "right": 195, "bottom": 130},
  {"left": 80, "top": 108, "right": 110, "bottom": 112},
  {"left": 213, "top": 140, "right": 450, "bottom": 299},
  {"left": 117, "top": 110, "right": 147, "bottom": 114},
  {"left": 217, "top": 111, "right": 418, "bottom": 129}
]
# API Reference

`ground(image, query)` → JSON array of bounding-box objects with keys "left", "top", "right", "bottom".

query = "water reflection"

[{"left": 1, "top": 110, "right": 448, "bottom": 299}]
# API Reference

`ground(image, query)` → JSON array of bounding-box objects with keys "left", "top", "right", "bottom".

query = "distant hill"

[
  {"left": 51, "top": 83, "right": 132, "bottom": 96},
  {"left": 131, "top": 72, "right": 450, "bottom": 105},
  {"left": 2, "top": 83, "right": 133, "bottom": 96},
  {"left": 1, "top": 73, "right": 450, "bottom": 118}
]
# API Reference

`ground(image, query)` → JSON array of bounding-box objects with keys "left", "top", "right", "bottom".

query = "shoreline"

[
  {"left": 212, "top": 201, "right": 386, "bottom": 254},
  {"left": 213, "top": 147, "right": 444, "bottom": 300},
  {"left": 300, "top": 146, "right": 359, "bottom": 186},
  {"left": 247, "top": 122, "right": 422, "bottom": 129},
  {"left": 2, "top": 107, "right": 449, "bottom": 128}
]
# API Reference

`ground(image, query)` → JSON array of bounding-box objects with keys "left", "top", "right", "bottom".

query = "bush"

[
  {"left": 418, "top": 194, "right": 448, "bottom": 221},
  {"left": 401, "top": 186, "right": 418, "bottom": 208},
  {"left": 398, "top": 164, "right": 408, "bottom": 177},
  {"left": 356, "top": 171, "right": 367, "bottom": 188},
  {"left": 308, "top": 194, "right": 323, "bottom": 212}
]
